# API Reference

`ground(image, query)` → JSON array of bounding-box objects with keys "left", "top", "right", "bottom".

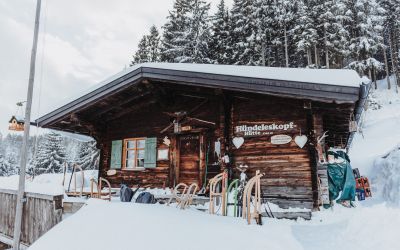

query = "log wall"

[
  {"left": 231, "top": 97, "right": 314, "bottom": 209},
  {"left": 99, "top": 96, "right": 221, "bottom": 188},
  {"left": 0, "top": 189, "right": 63, "bottom": 246}
]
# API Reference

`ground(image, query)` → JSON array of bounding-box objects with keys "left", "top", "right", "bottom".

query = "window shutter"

[
  {"left": 144, "top": 137, "right": 157, "bottom": 168},
  {"left": 110, "top": 140, "right": 122, "bottom": 169}
]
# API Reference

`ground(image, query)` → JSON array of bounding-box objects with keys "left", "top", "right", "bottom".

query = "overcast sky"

[{"left": 0, "top": 0, "right": 233, "bottom": 136}]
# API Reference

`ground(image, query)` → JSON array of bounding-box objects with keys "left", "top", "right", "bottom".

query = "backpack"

[
  {"left": 120, "top": 184, "right": 134, "bottom": 202},
  {"left": 135, "top": 192, "right": 156, "bottom": 204}
]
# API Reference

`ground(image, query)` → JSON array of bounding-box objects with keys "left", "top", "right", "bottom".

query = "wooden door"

[{"left": 178, "top": 134, "right": 201, "bottom": 185}]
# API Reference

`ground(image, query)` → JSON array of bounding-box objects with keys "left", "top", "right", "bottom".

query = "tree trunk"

[
  {"left": 314, "top": 45, "right": 319, "bottom": 68},
  {"left": 373, "top": 67, "right": 377, "bottom": 89},
  {"left": 261, "top": 42, "right": 266, "bottom": 66},
  {"left": 284, "top": 25, "right": 289, "bottom": 68},
  {"left": 383, "top": 45, "right": 391, "bottom": 89},
  {"left": 324, "top": 27, "right": 329, "bottom": 69},
  {"left": 307, "top": 48, "right": 312, "bottom": 66},
  {"left": 389, "top": 31, "right": 400, "bottom": 93}
]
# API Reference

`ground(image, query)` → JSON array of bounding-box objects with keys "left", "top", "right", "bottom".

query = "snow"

[
  {"left": 28, "top": 199, "right": 400, "bottom": 250},
  {"left": 349, "top": 76, "right": 400, "bottom": 176},
  {"left": 29, "top": 199, "right": 303, "bottom": 250},
  {"left": 138, "top": 63, "right": 363, "bottom": 87}
]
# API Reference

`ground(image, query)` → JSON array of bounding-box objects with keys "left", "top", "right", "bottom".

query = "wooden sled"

[
  {"left": 90, "top": 177, "right": 112, "bottom": 201},
  {"left": 167, "top": 183, "right": 198, "bottom": 209},
  {"left": 209, "top": 171, "right": 228, "bottom": 215},
  {"left": 242, "top": 170, "right": 264, "bottom": 225},
  {"left": 65, "top": 164, "right": 84, "bottom": 197}
]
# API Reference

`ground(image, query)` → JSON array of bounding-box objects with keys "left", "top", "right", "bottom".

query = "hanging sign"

[
  {"left": 271, "top": 134, "right": 292, "bottom": 145},
  {"left": 235, "top": 122, "right": 297, "bottom": 137}
]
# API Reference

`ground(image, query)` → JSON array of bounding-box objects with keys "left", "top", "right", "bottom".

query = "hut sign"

[
  {"left": 271, "top": 134, "right": 292, "bottom": 145},
  {"left": 235, "top": 122, "right": 297, "bottom": 137}
]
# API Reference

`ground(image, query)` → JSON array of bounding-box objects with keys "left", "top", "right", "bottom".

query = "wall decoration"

[
  {"left": 294, "top": 135, "right": 308, "bottom": 148},
  {"left": 271, "top": 134, "right": 292, "bottom": 145},
  {"left": 223, "top": 155, "right": 230, "bottom": 163},
  {"left": 232, "top": 137, "right": 244, "bottom": 149},
  {"left": 163, "top": 136, "right": 171, "bottom": 146},
  {"left": 106, "top": 169, "right": 117, "bottom": 176},
  {"left": 157, "top": 148, "right": 169, "bottom": 160},
  {"left": 214, "top": 139, "right": 221, "bottom": 158}
]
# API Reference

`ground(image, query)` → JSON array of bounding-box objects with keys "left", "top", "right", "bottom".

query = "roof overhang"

[{"left": 36, "top": 64, "right": 363, "bottom": 127}]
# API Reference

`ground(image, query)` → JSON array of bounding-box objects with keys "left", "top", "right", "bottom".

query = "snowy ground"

[{"left": 3, "top": 78, "right": 400, "bottom": 250}]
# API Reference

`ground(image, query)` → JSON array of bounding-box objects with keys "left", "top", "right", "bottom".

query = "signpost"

[{"left": 13, "top": 0, "right": 41, "bottom": 249}]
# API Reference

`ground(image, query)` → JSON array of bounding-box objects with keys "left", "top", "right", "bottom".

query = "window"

[{"left": 123, "top": 138, "right": 146, "bottom": 169}]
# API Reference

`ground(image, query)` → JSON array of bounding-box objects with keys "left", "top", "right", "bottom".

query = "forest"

[{"left": 131, "top": 0, "right": 400, "bottom": 88}]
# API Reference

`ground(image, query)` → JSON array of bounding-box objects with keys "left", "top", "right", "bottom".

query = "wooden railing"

[{"left": 0, "top": 188, "right": 63, "bottom": 248}]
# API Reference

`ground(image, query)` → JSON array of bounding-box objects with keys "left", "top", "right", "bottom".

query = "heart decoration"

[
  {"left": 232, "top": 137, "right": 244, "bottom": 149},
  {"left": 294, "top": 135, "right": 308, "bottom": 148}
]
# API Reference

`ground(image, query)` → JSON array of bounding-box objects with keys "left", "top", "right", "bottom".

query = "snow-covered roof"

[
  {"left": 87, "top": 63, "right": 362, "bottom": 95},
  {"left": 36, "top": 63, "right": 366, "bottom": 127},
  {"left": 140, "top": 63, "right": 362, "bottom": 87}
]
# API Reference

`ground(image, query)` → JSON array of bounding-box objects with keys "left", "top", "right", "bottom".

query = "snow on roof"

[{"left": 139, "top": 63, "right": 362, "bottom": 87}]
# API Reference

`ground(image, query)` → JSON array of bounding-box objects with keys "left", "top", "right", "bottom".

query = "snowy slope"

[{"left": 349, "top": 76, "right": 400, "bottom": 194}]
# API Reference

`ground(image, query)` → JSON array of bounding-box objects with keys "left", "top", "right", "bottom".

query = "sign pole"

[{"left": 13, "top": 0, "right": 41, "bottom": 249}]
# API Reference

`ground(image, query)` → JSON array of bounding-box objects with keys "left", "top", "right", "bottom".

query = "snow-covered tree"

[
  {"left": 209, "top": 0, "right": 231, "bottom": 64},
  {"left": 32, "top": 132, "right": 66, "bottom": 175},
  {"left": 77, "top": 140, "right": 100, "bottom": 170},
  {"left": 132, "top": 36, "right": 150, "bottom": 65},
  {"left": 344, "top": 0, "right": 385, "bottom": 75},
  {"left": 229, "top": 0, "right": 260, "bottom": 65},
  {"left": 131, "top": 25, "right": 161, "bottom": 65},
  {"left": 161, "top": 0, "right": 211, "bottom": 63}
]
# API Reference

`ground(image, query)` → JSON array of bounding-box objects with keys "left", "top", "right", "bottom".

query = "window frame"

[{"left": 122, "top": 137, "right": 146, "bottom": 170}]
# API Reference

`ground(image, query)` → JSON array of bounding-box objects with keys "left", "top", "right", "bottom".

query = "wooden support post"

[{"left": 13, "top": 1, "right": 41, "bottom": 249}]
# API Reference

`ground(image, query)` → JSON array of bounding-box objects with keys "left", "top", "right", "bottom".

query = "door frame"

[{"left": 171, "top": 132, "right": 205, "bottom": 186}]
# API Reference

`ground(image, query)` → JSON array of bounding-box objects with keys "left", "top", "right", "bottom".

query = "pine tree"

[
  {"left": 131, "top": 36, "right": 150, "bottom": 65},
  {"left": 161, "top": 0, "right": 211, "bottom": 63},
  {"left": 379, "top": 0, "right": 400, "bottom": 87},
  {"left": 209, "top": 0, "right": 231, "bottom": 64},
  {"left": 0, "top": 153, "right": 16, "bottom": 177},
  {"left": 147, "top": 25, "right": 161, "bottom": 62},
  {"left": 344, "top": 0, "right": 385, "bottom": 75},
  {"left": 77, "top": 140, "right": 100, "bottom": 170},
  {"left": 161, "top": 0, "right": 192, "bottom": 62},
  {"left": 32, "top": 132, "right": 66, "bottom": 175},
  {"left": 131, "top": 25, "right": 161, "bottom": 65},
  {"left": 293, "top": 0, "right": 318, "bottom": 67},
  {"left": 230, "top": 0, "right": 259, "bottom": 65}
]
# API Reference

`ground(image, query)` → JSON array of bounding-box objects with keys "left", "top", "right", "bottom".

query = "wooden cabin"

[
  {"left": 8, "top": 116, "right": 25, "bottom": 131},
  {"left": 36, "top": 63, "right": 369, "bottom": 210}
]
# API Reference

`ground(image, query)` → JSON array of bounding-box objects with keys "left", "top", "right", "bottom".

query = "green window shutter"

[
  {"left": 144, "top": 137, "right": 157, "bottom": 168},
  {"left": 110, "top": 140, "right": 122, "bottom": 169}
]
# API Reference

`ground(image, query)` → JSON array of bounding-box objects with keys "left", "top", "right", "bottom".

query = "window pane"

[
  {"left": 137, "top": 139, "right": 146, "bottom": 148},
  {"left": 137, "top": 149, "right": 145, "bottom": 159},
  {"left": 127, "top": 141, "right": 135, "bottom": 149},
  {"left": 137, "top": 158, "right": 144, "bottom": 167},
  {"left": 127, "top": 150, "right": 135, "bottom": 159},
  {"left": 126, "top": 159, "right": 134, "bottom": 168}
]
